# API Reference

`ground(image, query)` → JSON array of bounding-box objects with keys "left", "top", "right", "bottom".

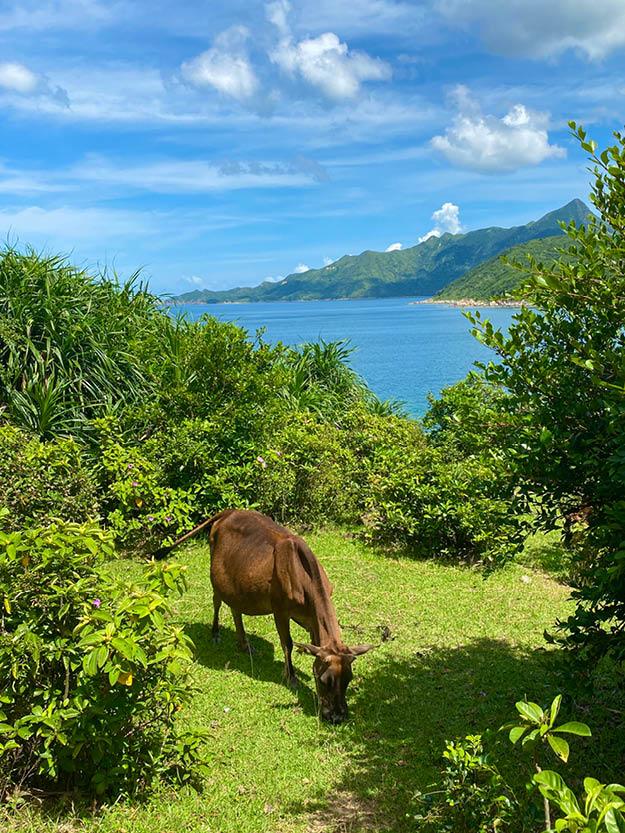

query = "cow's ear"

[
  {"left": 294, "top": 641, "right": 326, "bottom": 658},
  {"left": 346, "top": 643, "right": 376, "bottom": 658}
]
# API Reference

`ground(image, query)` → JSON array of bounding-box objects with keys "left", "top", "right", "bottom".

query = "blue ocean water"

[{"left": 169, "top": 298, "right": 516, "bottom": 416}]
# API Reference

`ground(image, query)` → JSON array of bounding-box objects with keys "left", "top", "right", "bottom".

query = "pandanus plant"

[{"left": 0, "top": 247, "right": 164, "bottom": 439}]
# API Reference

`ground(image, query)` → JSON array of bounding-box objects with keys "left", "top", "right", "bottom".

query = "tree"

[{"left": 470, "top": 123, "right": 625, "bottom": 663}]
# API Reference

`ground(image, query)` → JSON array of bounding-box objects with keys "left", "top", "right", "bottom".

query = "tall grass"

[{"left": 0, "top": 247, "right": 163, "bottom": 438}]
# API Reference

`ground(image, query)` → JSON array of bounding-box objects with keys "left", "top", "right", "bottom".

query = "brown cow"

[{"left": 155, "top": 509, "right": 374, "bottom": 723}]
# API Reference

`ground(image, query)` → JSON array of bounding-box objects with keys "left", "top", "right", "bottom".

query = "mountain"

[
  {"left": 434, "top": 235, "right": 567, "bottom": 301},
  {"left": 171, "top": 199, "right": 592, "bottom": 304}
]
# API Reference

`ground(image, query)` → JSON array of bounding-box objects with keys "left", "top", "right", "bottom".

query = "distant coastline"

[{"left": 415, "top": 297, "right": 526, "bottom": 308}]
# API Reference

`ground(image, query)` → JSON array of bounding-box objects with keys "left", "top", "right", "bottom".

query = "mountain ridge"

[{"left": 170, "top": 199, "right": 592, "bottom": 304}]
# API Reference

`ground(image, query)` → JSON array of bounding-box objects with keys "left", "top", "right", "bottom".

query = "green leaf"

[
  {"left": 548, "top": 734, "right": 570, "bottom": 762},
  {"left": 549, "top": 694, "right": 562, "bottom": 727},
  {"left": 553, "top": 722, "right": 592, "bottom": 737},
  {"left": 509, "top": 725, "right": 527, "bottom": 744},
  {"left": 83, "top": 648, "right": 100, "bottom": 676},
  {"left": 515, "top": 700, "right": 544, "bottom": 724},
  {"left": 534, "top": 770, "right": 566, "bottom": 791},
  {"left": 604, "top": 808, "right": 625, "bottom": 833}
]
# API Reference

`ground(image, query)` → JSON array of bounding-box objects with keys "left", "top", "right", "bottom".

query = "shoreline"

[
  {"left": 163, "top": 295, "right": 525, "bottom": 308},
  {"left": 413, "top": 297, "right": 526, "bottom": 308}
]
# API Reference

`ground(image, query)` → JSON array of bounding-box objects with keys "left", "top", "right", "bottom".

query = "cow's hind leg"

[
  {"left": 274, "top": 613, "right": 297, "bottom": 689},
  {"left": 212, "top": 593, "right": 222, "bottom": 644},
  {"left": 232, "top": 610, "right": 252, "bottom": 653}
]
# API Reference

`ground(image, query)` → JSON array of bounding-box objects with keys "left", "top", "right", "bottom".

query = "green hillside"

[
  {"left": 171, "top": 199, "right": 592, "bottom": 304},
  {"left": 435, "top": 235, "right": 569, "bottom": 301}
]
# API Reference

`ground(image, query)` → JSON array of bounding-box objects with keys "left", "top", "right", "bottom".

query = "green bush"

[
  {"left": 96, "top": 418, "right": 197, "bottom": 551},
  {"left": 344, "top": 410, "right": 519, "bottom": 564},
  {"left": 253, "top": 413, "right": 360, "bottom": 524},
  {"left": 0, "top": 424, "right": 99, "bottom": 531},
  {"left": 414, "top": 696, "right": 622, "bottom": 833},
  {"left": 0, "top": 248, "right": 162, "bottom": 440},
  {"left": 0, "top": 522, "right": 207, "bottom": 799},
  {"left": 413, "top": 734, "right": 517, "bottom": 832},
  {"left": 142, "top": 417, "right": 258, "bottom": 517},
  {"left": 469, "top": 124, "right": 625, "bottom": 662}
]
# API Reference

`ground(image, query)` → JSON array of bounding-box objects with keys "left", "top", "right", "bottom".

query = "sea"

[{"left": 168, "top": 297, "right": 516, "bottom": 417}]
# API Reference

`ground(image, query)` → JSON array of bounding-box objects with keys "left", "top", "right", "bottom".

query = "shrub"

[
  {"left": 469, "top": 124, "right": 625, "bottom": 662},
  {"left": 412, "top": 734, "right": 517, "bottom": 832},
  {"left": 96, "top": 418, "right": 197, "bottom": 551},
  {"left": 424, "top": 373, "right": 517, "bottom": 458},
  {"left": 142, "top": 417, "right": 258, "bottom": 518},
  {"left": 0, "top": 522, "right": 207, "bottom": 799},
  {"left": 0, "top": 424, "right": 99, "bottom": 531},
  {"left": 347, "top": 410, "right": 519, "bottom": 564},
  {"left": 414, "top": 696, "right": 619, "bottom": 833},
  {"left": 0, "top": 248, "right": 162, "bottom": 440},
  {"left": 253, "top": 413, "right": 360, "bottom": 524}
]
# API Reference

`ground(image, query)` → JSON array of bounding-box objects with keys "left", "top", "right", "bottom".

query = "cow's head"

[{"left": 294, "top": 642, "right": 374, "bottom": 724}]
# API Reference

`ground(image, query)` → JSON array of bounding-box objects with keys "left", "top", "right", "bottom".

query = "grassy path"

[{"left": 5, "top": 530, "right": 575, "bottom": 833}]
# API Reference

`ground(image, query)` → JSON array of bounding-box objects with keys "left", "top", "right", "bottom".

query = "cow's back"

[{"left": 209, "top": 510, "right": 291, "bottom": 616}]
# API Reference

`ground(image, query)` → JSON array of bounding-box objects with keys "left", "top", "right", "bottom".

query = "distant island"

[{"left": 168, "top": 199, "right": 592, "bottom": 305}]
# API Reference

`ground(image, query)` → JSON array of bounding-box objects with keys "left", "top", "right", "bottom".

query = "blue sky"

[{"left": 0, "top": 0, "right": 623, "bottom": 295}]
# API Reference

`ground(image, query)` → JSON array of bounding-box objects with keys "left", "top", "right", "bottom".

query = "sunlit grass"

[{"left": 5, "top": 529, "right": 620, "bottom": 833}]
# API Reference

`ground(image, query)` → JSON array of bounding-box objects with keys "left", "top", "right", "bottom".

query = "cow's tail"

[{"left": 152, "top": 510, "right": 228, "bottom": 560}]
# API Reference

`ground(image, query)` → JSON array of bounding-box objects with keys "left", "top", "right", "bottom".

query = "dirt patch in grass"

[{"left": 306, "top": 790, "right": 382, "bottom": 833}]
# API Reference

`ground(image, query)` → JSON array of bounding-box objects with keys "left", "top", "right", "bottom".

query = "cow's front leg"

[{"left": 273, "top": 613, "right": 297, "bottom": 688}]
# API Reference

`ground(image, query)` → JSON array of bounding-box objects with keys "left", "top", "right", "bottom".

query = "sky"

[{"left": 0, "top": 0, "right": 623, "bottom": 295}]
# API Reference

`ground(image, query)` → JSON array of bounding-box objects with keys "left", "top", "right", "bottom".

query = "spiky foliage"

[{"left": 0, "top": 248, "right": 162, "bottom": 438}]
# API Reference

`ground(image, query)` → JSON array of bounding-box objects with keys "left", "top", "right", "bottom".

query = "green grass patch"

[{"left": 3, "top": 529, "right": 621, "bottom": 833}]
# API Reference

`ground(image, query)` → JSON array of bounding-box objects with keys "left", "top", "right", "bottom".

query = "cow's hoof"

[
  {"left": 287, "top": 675, "right": 298, "bottom": 690},
  {"left": 212, "top": 632, "right": 221, "bottom": 644},
  {"left": 238, "top": 642, "right": 254, "bottom": 655}
]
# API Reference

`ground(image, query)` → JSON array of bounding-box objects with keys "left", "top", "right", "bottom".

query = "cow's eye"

[{"left": 319, "top": 669, "right": 334, "bottom": 686}]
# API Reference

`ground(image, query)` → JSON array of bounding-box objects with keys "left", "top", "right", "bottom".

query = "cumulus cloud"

[
  {"left": 431, "top": 88, "right": 565, "bottom": 173},
  {"left": 181, "top": 26, "right": 259, "bottom": 102},
  {"left": 0, "top": 62, "right": 39, "bottom": 93},
  {"left": 385, "top": 242, "right": 402, "bottom": 251},
  {"left": 294, "top": 262, "right": 310, "bottom": 273},
  {"left": 418, "top": 202, "right": 462, "bottom": 243},
  {"left": 0, "top": 61, "right": 69, "bottom": 105},
  {"left": 268, "top": 1, "right": 391, "bottom": 100},
  {"left": 437, "top": 0, "right": 625, "bottom": 59}
]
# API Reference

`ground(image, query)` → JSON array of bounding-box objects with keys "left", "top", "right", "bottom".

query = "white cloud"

[
  {"left": 297, "top": 0, "right": 421, "bottom": 36},
  {"left": 69, "top": 156, "right": 316, "bottom": 193},
  {"left": 266, "top": 0, "right": 291, "bottom": 36},
  {"left": 294, "top": 262, "right": 310, "bottom": 272},
  {"left": 0, "top": 62, "right": 39, "bottom": 94},
  {"left": 268, "top": 1, "right": 391, "bottom": 100},
  {"left": 0, "top": 205, "right": 159, "bottom": 241},
  {"left": 385, "top": 241, "right": 402, "bottom": 251},
  {"left": 431, "top": 88, "right": 565, "bottom": 173},
  {"left": 323, "top": 256, "right": 336, "bottom": 265},
  {"left": 181, "top": 26, "right": 259, "bottom": 102},
  {"left": 0, "top": 61, "right": 69, "bottom": 105},
  {"left": 0, "top": 0, "right": 116, "bottom": 32},
  {"left": 437, "top": 0, "right": 625, "bottom": 59},
  {"left": 418, "top": 202, "right": 463, "bottom": 243},
  {"left": 185, "top": 275, "right": 204, "bottom": 286}
]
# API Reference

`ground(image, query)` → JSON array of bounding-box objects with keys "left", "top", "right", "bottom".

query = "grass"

[{"left": 3, "top": 529, "right": 622, "bottom": 833}]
